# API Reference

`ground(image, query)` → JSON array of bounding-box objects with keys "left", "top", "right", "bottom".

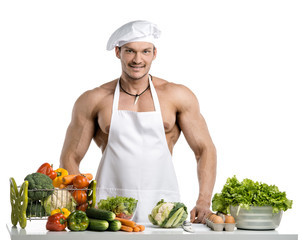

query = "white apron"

[{"left": 95, "top": 76, "right": 180, "bottom": 223}]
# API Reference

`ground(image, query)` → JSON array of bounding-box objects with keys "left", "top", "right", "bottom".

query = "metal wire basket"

[{"left": 9, "top": 177, "right": 96, "bottom": 228}]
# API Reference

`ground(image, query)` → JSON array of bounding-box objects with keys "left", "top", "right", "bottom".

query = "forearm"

[
  {"left": 196, "top": 145, "right": 217, "bottom": 206},
  {"left": 59, "top": 121, "right": 94, "bottom": 174},
  {"left": 60, "top": 152, "right": 81, "bottom": 175}
]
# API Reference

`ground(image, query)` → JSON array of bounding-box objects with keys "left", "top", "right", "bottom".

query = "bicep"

[
  {"left": 176, "top": 89, "right": 214, "bottom": 159},
  {"left": 61, "top": 95, "right": 96, "bottom": 163}
]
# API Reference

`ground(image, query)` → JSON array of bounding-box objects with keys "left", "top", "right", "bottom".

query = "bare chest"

[
  {"left": 98, "top": 90, "right": 176, "bottom": 133},
  {"left": 94, "top": 90, "right": 180, "bottom": 151}
]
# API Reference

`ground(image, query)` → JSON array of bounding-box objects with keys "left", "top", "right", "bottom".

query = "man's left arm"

[{"left": 175, "top": 84, "right": 217, "bottom": 224}]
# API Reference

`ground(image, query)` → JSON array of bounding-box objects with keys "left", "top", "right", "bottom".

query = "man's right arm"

[{"left": 59, "top": 91, "right": 96, "bottom": 174}]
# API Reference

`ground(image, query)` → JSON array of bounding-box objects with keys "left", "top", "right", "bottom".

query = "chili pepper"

[
  {"left": 51, "top": 208, "right": 71, "bottom": 218},
  {"left": 52, "top": 168, "right": 68, "bottom": 188},
  {"left": 46, "top": 213, "right": 67, "bottom": 231},
  {"left": 37, "top": 163, "right": 57, "bottom": 180},
  {"left": 67, "top": 210, "right": 89, "bottom": 231}
]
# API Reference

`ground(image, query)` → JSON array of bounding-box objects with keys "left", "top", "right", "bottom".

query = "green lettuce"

[
  {"left": 212, "top": 176, "right": 293, "bottom": 214},
  {"left": 97, "top": 196, "right": 138, "bottom": 218}
]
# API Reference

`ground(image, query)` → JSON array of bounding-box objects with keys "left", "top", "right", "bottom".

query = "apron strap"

[
  {"left": 113, "top": 78, "right": 121, "bottom": 111},
  {"left": 148, "top": 75, "right": 161, "bottom": 112}
]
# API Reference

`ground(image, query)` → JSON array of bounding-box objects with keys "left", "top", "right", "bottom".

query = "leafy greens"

[
  {"left": 97, "top": 196, "right": 138, "bottom": 218},
  {"left": 212, "top": 176, "right": 293, "bottom": 214}
]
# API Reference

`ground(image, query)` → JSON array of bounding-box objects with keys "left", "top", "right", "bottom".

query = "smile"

[{"left": 129, "top": 65, "right": 145, "bottom": 69}]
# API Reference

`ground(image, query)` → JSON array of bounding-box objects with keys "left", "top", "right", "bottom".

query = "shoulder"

[
  {"left": 73, "top": 79, "right": 117, "bottom": 116},
  {"left": 153, "top": 76, "right": 199, "bottom": 112}
]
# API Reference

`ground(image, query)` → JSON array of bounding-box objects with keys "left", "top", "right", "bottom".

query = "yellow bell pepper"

[
  {"left": 51, "top": 208, "right": 71, "bottom": 218},
  {"left": 52, "top": 168, "right": 68, "bottom": 188}
]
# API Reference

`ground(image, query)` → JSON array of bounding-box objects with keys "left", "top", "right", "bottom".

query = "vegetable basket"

[{"left": 9, "top": 177, "right": 96, "bottom": 229}]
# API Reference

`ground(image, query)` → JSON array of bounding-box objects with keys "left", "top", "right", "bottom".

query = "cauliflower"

[
  {"left": 42, "top": 189, "right": 77, "bottom": 215},
  {"left": 149, "top": 199, "right": 188, "bottom": 228},
  {"left": 154, "top": 203, "right": 174, "bottom": 224}
]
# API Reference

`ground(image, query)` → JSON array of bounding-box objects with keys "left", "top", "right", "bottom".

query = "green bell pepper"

[{"left": 67, "top": 210, "right": 89, "bottom": 231}]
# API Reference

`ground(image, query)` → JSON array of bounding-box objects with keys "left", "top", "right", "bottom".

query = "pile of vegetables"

[
  {"left": 148, "top": 199, "right": 188, "bottom": 228},
  {"left": 212, "top": 175, "right": 293, "bottom": 214},
  {"left": 18, "top": 162, "right": 95, "bottom": 222},
  {"left": 97, "top": 196, "right": 138, "bottom": 219},
  {"left": 12, "top": 162, "right": 147, "bottom": 233},
  {"left": 46, "top": 207, "right": 146, "bottom": 232},
  {"left": 86, "top": 208, "right": 145, "bottom": 232}
]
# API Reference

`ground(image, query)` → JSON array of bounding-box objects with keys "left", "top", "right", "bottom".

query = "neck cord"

[{"left": 119, "top": 75, "right": 152, "bottom": 105}]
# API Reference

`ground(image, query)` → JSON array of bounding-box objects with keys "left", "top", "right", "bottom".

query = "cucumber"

[
  {"left": 109, "top": 220, "right": 122, "bottom": 231},
  {"left": 88, "top": 218, "right": 109, "bottom": 231},
  {"left": 86, "top": 208, "right": 116, "bottom": 221}
]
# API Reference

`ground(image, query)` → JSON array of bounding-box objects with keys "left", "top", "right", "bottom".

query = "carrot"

[
  {"left": 115, "top": 217, "right": 136, "bottom": 228},
  {"left": 62, "top": 175, "right": 77, "bottom": 185},
  {"left": 58, "top": 183, "right": 68, "bottom": 189},
  {"left": 83, "top": 173, "right": 93, "bottom": 180},
  {"left": 62, "top": 173, "right": 93, "bottom": 185},
  {"left": 138, "top": 225, "right": 145, "bottom": 232},
  {"left": 133, "top": 226, "right": 140, "bottom": 232},
  {"left": 120, "top": 225, "right": 133, "bottom": 232}
]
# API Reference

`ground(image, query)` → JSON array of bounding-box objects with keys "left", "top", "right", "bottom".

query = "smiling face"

[{"left": 115, "top": 42, "right": 157, "bottom": 81}]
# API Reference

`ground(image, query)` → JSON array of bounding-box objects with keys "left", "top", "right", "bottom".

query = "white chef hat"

[{"left": 106, "top": 20, "right": 161, "bottom": 51}]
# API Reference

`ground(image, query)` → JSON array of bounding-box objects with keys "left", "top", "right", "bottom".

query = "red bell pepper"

[
  {"left": 37, "top": 163, "right": 57, "bottom": 180},
  {"left": 46, "top": 213, "right": 67, "bottom": 231}
]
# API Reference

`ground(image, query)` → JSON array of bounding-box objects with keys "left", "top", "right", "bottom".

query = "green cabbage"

[
  {"left": 148, "top": 199, "right": 188, "bottom": 228},
  {"left": 212, "top": 175, "right": 293, "bottom": 214}
]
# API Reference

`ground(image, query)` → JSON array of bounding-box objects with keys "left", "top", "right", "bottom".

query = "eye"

[
  {"left": 125, "top": 49, "right": 134, "bottom": 53},
  {"left": 143, "top": 50, "right": 151, "bottom": 54}
]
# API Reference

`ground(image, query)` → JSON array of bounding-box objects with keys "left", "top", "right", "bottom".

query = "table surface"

[{"left": 7, "top": 220, "right": 298, "bottom": 240}]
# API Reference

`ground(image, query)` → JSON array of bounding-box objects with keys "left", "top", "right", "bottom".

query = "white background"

[{"left": 1, "top": 0, "right": 302, "bottom": 239}]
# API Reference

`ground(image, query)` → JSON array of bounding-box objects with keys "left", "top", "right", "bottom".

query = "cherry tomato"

[
  {"left": 73, "top": 175, "right": 90, "bottom": 189},
  {"left": 76, "top": 202, "right": 89, "bottom": 212},
  {"left": 72, "top": 190, "right": 87, "bottom": 205}
]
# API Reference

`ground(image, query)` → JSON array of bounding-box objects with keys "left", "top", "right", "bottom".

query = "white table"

[{"left": 7, "top": 220, "right": 298, "bottom": 240}]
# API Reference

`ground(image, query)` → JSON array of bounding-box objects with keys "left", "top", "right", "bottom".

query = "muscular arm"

[
  {"left": 176, "top": 85, "right": 217, "bottom": 223},
  {"left": 59, "top": 91, "right": 96, "bottom": 174}
]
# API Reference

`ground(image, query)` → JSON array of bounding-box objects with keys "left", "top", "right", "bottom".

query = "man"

[{"left": 60, "top": 20, "right": 216, "bottom": 223}]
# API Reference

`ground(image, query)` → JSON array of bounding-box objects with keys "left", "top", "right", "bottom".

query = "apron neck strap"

[{"left": 113, "top": 75, "right": 161, "bottom": 112}]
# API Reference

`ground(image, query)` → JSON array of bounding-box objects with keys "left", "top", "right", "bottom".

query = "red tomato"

[
  {"left": 72, "top": 190, "right": 87, "bottom": 205},
  {"left": 73, "top": 175, "right": 90, "bottom": 189},
  {"left": 76, "top": 202, "right": 89, "bottom": 212}
]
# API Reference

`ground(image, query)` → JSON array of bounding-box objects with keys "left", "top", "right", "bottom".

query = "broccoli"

[
  {"left": 26, "top": 201, "right": 47, "bottom": 217},
  {"left": 24, "top": 172, "right": 54, "bottom": 201}
]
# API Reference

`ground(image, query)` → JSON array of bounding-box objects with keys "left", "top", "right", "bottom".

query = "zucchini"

[
  {"left": 88, "top": 218, "right": 109, "bottom": 231},
  {"left": 86, "top": 208, "right": 116, "bottom": 221},
  {"left": 109, "top": 220, "right": 122, "bottom": 231}
]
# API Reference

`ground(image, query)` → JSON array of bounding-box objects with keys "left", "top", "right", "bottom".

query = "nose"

[{"left": 132, "top": 53, "right": 142, "bottom": 64}]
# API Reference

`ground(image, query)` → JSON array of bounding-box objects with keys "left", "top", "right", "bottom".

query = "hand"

[{"left": 190, "top": 200, "right": 212, "bottom": 224}]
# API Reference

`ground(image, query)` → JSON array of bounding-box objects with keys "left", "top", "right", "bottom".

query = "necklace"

[{"left": 119, "top": 76, "right": 151, "bottom": 105}]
